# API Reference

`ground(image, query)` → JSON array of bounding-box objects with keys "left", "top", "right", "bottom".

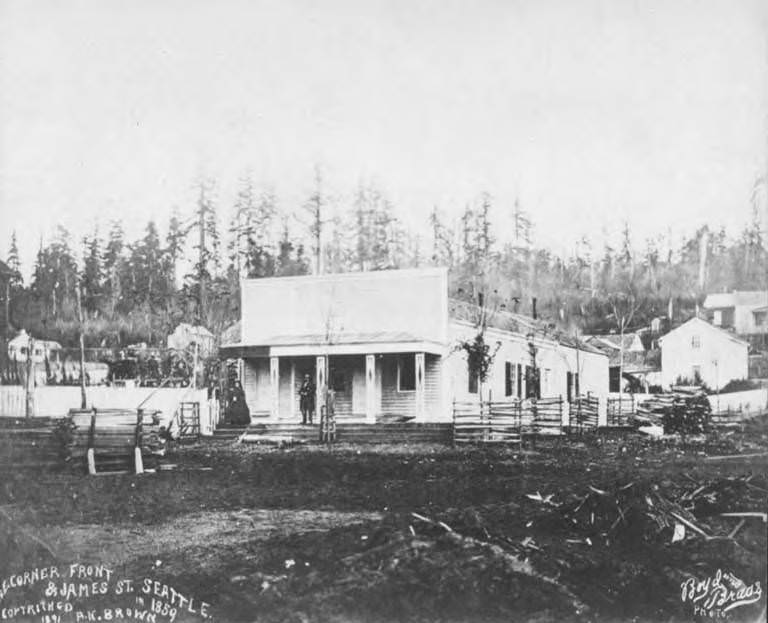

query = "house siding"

[
  {"left": 660, "top": 318, "right": 748, "bottom": 389},
  {"left": 381, "top": 355, "right": 416, "bottom": 418},
  {"left": 446, "top": 321, "right": 609, "bottom": 405},
  {"left": 243, "top": 358, "right": 270, "bottom": 417},
  {"left": 424, "top": 354, "right": 441, "bottom": 420}
]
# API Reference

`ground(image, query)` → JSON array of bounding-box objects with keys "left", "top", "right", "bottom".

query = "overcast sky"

[{"left": 1, "top": 0, "right": 767, "bottom": 275}]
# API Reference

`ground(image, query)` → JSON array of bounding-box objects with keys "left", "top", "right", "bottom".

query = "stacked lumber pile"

[
  {"left": 68, "top": 408, "right": 166, "bottom": 474},
  {"left": 0, "top": 417, "right": 67, "bottom": 470},
  {"left": 633, "top": 389, "right": 711, "bottom": 434}
]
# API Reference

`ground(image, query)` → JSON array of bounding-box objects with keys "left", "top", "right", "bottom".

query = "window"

[
  {"left": 755, "top": 311, "right": 767, "bottom": 327},
  {"left": 516, "top": 364, "right": 523, "bottom": 398},
  {"left": 691, "top": 335, "right": 701, "bottom": 349},
  {"left": 525, "top": 365, "right": 540, "bottom": 399},
  {"left": 397, "top": 355, "right": 416, "bottom": 392},
  {"left": 467, "top": 364, "right": 478, "bottom": 394},
  {"left": 504, "top": 362, "right": 514, "bottom": 397}
]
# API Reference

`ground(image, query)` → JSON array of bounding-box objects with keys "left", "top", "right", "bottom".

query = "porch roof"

[{"left": 220, "top": 331, "right": 446, "bottom": 358}]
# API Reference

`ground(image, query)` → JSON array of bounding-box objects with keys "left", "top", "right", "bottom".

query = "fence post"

[
  {"left": 487, "top": 389, "right": 493, "bottom": 442},
  {"left": 87, "top": 408, "right": 97, "bottom": 475},
  {"left": 134, "top": 409, "right": 144, "bottom": 474},
  {"left": 195, "top": 403, "right": 201, "bottom": 442},
  {"left": 451, "top": 399, "right": 456, "bottom": 447},
  {"left": 597, "top": 396, "right": 608, "bottom": 428},
  {"left": 560, "top": 394, "right": 569, "bottom": 432}
]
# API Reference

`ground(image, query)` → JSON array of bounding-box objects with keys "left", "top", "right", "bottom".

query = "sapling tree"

[{"left": 455, "top": 293, "right": 501, "bottom": 401}]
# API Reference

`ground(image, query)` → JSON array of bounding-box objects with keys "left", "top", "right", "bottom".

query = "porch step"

[
  {"left": 211, "top": 424, "right": 249, "bottom": 440},
  {"left": 240, "top": 422, "right": 452, "bottom": 445}
]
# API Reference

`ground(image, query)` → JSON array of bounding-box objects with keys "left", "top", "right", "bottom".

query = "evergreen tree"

[
  {"left": 7, "top": 231, "right": 22, "bottom": 289},
  {"left": 275, "top": 221, "right": 310, "bottom": 277},
  {"left": 303, "top": 165, "right": 325, "bottom": 274},
  {"left": 429, "top": 206, "right": 455, "bottom": 267},
  {"left": 164, "top": 207, "right": 187, "bottom": 293},
  {"left": 130, "top": 221, "right": 164, "bottom": 309},
  {"left": 103, "top": 220, "right": 127, "bottom": 315},
  {"left": 81, "top": 226, "right": 104, "bottom": 315},
  {"left": 187, "top": 180, "right": 225, "bottom": 324},
  {"left": 350, "top": 182, "right": 400, "bottom": 271}
]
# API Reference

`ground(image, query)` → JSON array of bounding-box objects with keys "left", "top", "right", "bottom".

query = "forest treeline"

[{"left": 4, "top": 174, "right": 767, "bottom": 348}]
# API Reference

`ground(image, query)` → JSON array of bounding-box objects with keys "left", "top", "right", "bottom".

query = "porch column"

[
  {"left": 415, "top": 352, "right": 425, "bottom": 420},
  {"left": 316, "top": 355, "right": 327, "bottom": 417},
  {"left": 290, "top": 360, "right": 296, "bottom": 418},
  {"left": 365, "top": 354, "right": 376, "bottom": 423},
  {"left": 270, "top": 357, "right": 279, "bottom": 418}
]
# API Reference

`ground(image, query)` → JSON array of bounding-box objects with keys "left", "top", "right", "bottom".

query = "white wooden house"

[
  {"left": 703, "top": 291, "right": 768, "bottom": 336},
  {"left": 220, "top": 268, "right": 609, "bottom": 423},
  {"left": 659, "top": 317, "right": 749, "bottom": 390},
  {"left": 7, "top": 329, "right": 62, "bottom": 364}
]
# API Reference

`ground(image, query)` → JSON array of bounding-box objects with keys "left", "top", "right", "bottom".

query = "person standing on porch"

[{"left": 299, "top": 374, "right": 316, "bottom": 425}]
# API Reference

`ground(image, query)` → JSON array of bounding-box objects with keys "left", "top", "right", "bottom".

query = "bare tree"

[
  {"left": 304, "top": 165, "right": 325, "bottom": 275},
  {"left": 607, "top": 288, "right": 642, "bottom": 396}
]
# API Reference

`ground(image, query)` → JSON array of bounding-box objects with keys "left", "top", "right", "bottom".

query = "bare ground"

[{"left": 1, "top": 421, "right": 767, "bottom": 623}]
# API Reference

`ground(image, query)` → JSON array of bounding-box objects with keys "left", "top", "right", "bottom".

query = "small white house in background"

[
  {"left": 659, "top": 317, "right": 749, "bottom": 390},
  {"left": 7, "top": 329, "right": 62, "bottom": 364},
  {"left": 220, "top": 268, "right": 609, "bottom": 422},
  {"left": 584, "top": 333, "right": 645, "bottom": 355},
  {"left": 703, "top": 291, "right": 768, "bottom": 336},
  {"left": 167, "top": 323, "right": 216, "bottom": 357}
]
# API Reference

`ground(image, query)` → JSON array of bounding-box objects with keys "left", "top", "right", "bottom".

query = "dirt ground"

[{"left": 1, "top": 421, "right": 767, "bottom": 623}]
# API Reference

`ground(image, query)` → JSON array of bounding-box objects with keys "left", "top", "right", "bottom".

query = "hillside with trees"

[{"left": 3, "top": 173, "right": 767, "bottom": 350}]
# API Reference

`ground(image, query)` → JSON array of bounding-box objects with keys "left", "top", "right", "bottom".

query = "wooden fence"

[
  {"left": 570, "top": 394, "right": 599, "bottom": 431},
  {"left": 453, "top": 396, "right": 569, "bottom": 445},
  {"left": 606, "top": 394, "right": 636, "bottom": 427}
]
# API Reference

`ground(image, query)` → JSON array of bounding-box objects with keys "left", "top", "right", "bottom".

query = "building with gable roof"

[{"left": 658, "top": 317, "right": 749, "bottom": 390}]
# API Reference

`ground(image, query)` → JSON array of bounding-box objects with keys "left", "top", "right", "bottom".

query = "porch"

[{"left": 239, "top": 352, "right": 443, "bottom": 423}]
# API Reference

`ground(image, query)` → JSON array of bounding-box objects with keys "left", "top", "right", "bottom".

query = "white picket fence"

[
  {"left": 708, "top": 389, "right": 768, "bottom": 417},
  {"left": 0, "top": 385, "right": 220, "bottom": 436}
]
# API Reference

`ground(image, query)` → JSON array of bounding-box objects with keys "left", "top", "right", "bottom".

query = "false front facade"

[{"left": 220, "top": 268, "right": 609, "bottom": 423}]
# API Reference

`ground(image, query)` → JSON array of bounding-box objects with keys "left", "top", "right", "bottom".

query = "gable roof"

[
  {"left": 448, "top": 299, "right": 605, "bottom": 355},
  {"left": 658, "top": 317, "right": 749, "bottom": 347},
  {"left": 703, "top": 291, "right": 768, "bottom": 310},
  {"left": 584, "top": 333, "right": 643, "bottom": 353}
]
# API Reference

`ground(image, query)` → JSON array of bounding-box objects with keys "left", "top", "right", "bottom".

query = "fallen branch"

[
  {"left": 668, "top": 511, "right": 711, "bottom": 539},
  {"left": 719, "top": 512, "right": 768, "bottom": 522},
  {"left": 727, "top": 519, "right": 747, "bottom": 539},
  {"left": 705, "top": 452, "right": 768, "bottom": 461}
]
